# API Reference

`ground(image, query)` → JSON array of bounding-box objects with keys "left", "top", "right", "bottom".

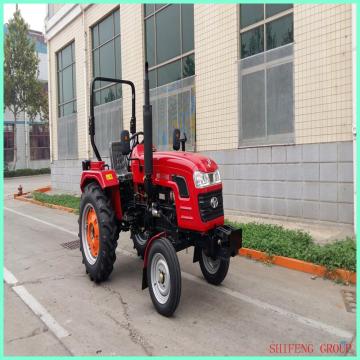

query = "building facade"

[
  {"left": 45, "top": 4, "right": 356, "bottom": 230},
  {"left": 4, "top": 27, "right": 50, "bottom": 170}
]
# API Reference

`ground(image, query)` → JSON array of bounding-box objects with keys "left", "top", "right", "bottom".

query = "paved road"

[{"left": 4, "top": 176, "right": 356, "bottom": 356}]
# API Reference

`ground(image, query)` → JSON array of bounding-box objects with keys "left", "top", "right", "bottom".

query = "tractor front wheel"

[
  {"left": 147, "top": 238, "right": 181, "bottom": 317},
  {"left": 199, "top": 250, "right": 229, "bottom": 285},
  {"left": 79, "top": 182, "right": 119, "bottom": 283}
]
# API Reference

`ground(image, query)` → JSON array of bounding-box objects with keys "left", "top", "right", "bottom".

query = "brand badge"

[{"left": 210, "top": 196, "right": 218, "bottom": 209}]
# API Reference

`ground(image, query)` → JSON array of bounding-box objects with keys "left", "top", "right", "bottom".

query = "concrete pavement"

[
  {"left": 3, "top": 176, "right": 356, "bottom": 356},
  {"left": 4, "top": 174, "right": 51, "bottom": 199}
]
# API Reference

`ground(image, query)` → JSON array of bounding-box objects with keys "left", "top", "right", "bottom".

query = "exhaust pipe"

[{"left": 143, "top": 62, "right": 153, "bottom": 199}]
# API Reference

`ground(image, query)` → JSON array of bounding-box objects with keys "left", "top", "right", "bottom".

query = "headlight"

[
  {"left": 193, "top": 170, "right": 221, "bottom": 188},
  {"left": 193, "top": 171, "right": 210, "bottom": 188},
  {"left": 213, "top": 169, "right": 221, "bottom": 183}
]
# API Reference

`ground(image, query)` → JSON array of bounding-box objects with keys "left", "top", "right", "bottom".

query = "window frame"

[
  {"left": 90, "top": 7, "right": 121, "bottom": 106},
  {"left": 29, "top": 123, "right": 50, "bottom": 161},
  {"left": 4, "top": 124, "right": 15, "bottom": 164},
  {"left": 144, "top": 4, "right": 195, "bottom": 88},
  {"left": 56, "top": 41, "right": 77, "bottom": 117},
  {"left": 238, "top": 4, "right": 294, "bottom": 147},
  {"left": 239, "top": 4, "right": 293, "bottom": 59},
  {"left": 238, "top": 50, "right": 295, "bottom": 147}
]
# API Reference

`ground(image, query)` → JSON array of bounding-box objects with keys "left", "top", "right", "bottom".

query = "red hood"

[{"left": 133, "top": 144, "right": 218, "bottom": 173}]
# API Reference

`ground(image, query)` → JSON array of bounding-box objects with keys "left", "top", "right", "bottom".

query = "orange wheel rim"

[{"left": 86, "top": 208, "right": 99, "bottom": 257}]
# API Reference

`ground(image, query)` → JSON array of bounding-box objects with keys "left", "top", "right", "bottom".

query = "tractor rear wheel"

[
  {"left": 130, "top": 230, "right": 149, "bottom": 258},
  {"left": 79, "top": 182, "right": 119, "bottom": 283},
  {"left": 147, "top": 238, "right": 181, "bottom": 317},
  {"left": 199, "top": 250, "right": 229, "bottom": 285}
]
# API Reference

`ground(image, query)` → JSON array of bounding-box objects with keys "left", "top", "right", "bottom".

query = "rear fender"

[
  {"left": 142, "top": 231, "right": 166, "bottom": 289},
  {"left": 80, "top": 170, "right": 118, "bottom": 191},
  {"left": 80, "top": 170, "right": 122, "bottom": 220}
]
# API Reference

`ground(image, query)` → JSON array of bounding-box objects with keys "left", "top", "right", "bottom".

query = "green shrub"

[
  {"left": 32, "top": 192, "right": 80, "bottom": 213},
  {"left": 4, "top": 168, "right": 50, "bottom": 178},
  {"left": 227, "top": 221, "right": 356, "bottom": 272}
]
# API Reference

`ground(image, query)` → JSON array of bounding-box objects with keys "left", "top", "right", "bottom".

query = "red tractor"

[{"left": 79, "top": 64, "right": 242, "bottom": 316}]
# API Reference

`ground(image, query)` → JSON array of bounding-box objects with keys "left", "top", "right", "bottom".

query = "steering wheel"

[
  {"left": 130, "top": 131, "right": 144, "bottom": 146},
  {"left": 127, "top": 131, "right": 144, "bottom": 162}
]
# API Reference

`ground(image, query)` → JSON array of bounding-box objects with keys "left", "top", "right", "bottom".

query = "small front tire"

[
  {"left": 147, "top": 238, "right": 181, "bottom": 317},
  {"left": 199, "top": 250, "right": 229, "bottom": 285}
]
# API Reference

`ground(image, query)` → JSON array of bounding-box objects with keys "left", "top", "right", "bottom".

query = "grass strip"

[
  {"left": 4, "top": 168, "right": 51, "bottom": 178},
  {"left": 227, "top": 221, "right": 356, "bottom": 272},
  {"left": 32, "top": 192, "right": 80, "bottom": 214}
]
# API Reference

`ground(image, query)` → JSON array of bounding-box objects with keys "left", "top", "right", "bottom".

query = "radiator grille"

[{"left": 198, "top": 189, "right": 224, "bottom": 222}]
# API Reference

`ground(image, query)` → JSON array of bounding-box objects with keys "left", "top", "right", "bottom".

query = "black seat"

[{"left": 109, "top": 141, "right": 133, "bottom": 181}]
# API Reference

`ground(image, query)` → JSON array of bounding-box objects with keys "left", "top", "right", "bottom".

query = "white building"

[
  {"left": 45, "top": 4, "right": 356, "bottom": 232},
  {"left": 4, "top": 27, "right": 50, "bottom": 170}
]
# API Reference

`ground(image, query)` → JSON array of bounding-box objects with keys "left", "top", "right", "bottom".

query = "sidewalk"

[{"left": 226, "top": 211, "right": 355, "bottom": 245}]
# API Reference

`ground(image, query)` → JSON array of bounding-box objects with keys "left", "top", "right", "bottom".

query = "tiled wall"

[
  {"left": 294, "top": 4, "right": 353, "bottom": 144},
  {"left": 194, "top": 4, "right": 239, "bottom": 151},
  {"left": 47, "top": 4, "right": 354, "bottom": 156},
  {"left": 48, "top": 4, "right": 120, "bottom": 161},
  {"left": 205, "top": 141, "right": 354, "bottom": 224},
  {"left": 51, "top": 159, "right": 83, "bottom": 193},
  {"left": 120, "top": 4, "right": 145, "bottom": 132}
]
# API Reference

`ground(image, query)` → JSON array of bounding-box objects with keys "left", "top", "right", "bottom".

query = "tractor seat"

[{"left": 109, "top": 141, "right": 133, "bottom": 181}]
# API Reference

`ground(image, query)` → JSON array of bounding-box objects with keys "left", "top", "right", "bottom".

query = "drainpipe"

[
  {"left": 81, "top": 4, "right": 90, "bottom": 159},
  {"left": 47, "top": 40, "right": 53, "bottom": 164},
  {"left": 352, "top": 4, "right": 357, "bottom": 234},
  {"left": 24, "top": 112, "right": 29, "bottom": 168}
]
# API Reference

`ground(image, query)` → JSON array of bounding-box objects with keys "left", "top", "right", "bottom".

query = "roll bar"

[
  {"left": 89, "top": 77, "right": 136, "bottom": 161},
  {"left": 143, "top": 62, "right": 153, "bottom": 199}
]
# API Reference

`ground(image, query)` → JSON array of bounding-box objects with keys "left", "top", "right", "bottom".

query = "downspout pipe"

[
  {"left": 81, "top": 4, "right": 90, "bottom": 159},
  {"left": 47, "top": 40, "right": 53, "bottom": 164},
  {"left": 352, "top": 4, "right": 357, "bottom": 234}
]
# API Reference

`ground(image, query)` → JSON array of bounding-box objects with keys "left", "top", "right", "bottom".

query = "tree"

[
  {"left": 183, "top": 56, "right": 195, "bottom": 78},
  {"left": 4, "top": 9, "right": 45, "bottom": 169},
  {"left": 27, "top": 82, "right": 49, "bottom": 123}
]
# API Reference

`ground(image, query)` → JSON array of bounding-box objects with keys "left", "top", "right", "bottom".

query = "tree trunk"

[{"left": 12, "top": 112, "right": 17, "bottom": 171}]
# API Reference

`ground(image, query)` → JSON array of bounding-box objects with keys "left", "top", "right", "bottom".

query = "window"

[
  {"left": 91, "top": 9, "right": 121, "bottom": 106},
  {"left": 30, "top": 124, "right": 50, "bottom": 160},
  {"left": 240, "top": 4, "right": 293, "bottom": 58},
  {"left": 4, "top": 124, "right": 14, "bottom": 164},
  {"left": 144, "top": 4, "right": 195, "bottom": 88},
  {"left": 57, "top": 41, "right": 76, "bottom": 117},
  {"left": 239, "top": 4, "right": 294, "bottom": 145}
]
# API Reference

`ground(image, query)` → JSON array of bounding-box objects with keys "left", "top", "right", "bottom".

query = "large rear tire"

[
  {"left": 199, "top": 250, "right": 229, "bottom": 285},
  {"left": 147, "top": 238, "right": 181, "bottom": 317},
  {"left": 79, "top": 182, "right": 119, "bottom": 283}
]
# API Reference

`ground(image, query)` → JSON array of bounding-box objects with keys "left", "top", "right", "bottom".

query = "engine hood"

[{"left": 133, "top": 144, "right": 218, "bottom": 173}]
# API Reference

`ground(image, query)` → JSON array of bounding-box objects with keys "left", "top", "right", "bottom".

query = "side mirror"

[
  {"left": 173, "top": 128, "right": 180, "bottom": 151},
  {"left": 120, "top": 130, "right": 131, "bottom": 155}
]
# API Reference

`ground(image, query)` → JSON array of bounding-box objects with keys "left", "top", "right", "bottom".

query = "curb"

[
  {"left": 34, "top": 186, "right": 52, "bottom": 193},
  {"left": 14, "top": 186, "right": 77, "bottom": 214},
  {"left": 239, "top": 248, "right": 356, "bottom": 284},
  {"left": 15, "top": 196, "right": 77, "bottom": 214},
  {"left": 14, "top": 187, "right": 355, "bottom": 284}
]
